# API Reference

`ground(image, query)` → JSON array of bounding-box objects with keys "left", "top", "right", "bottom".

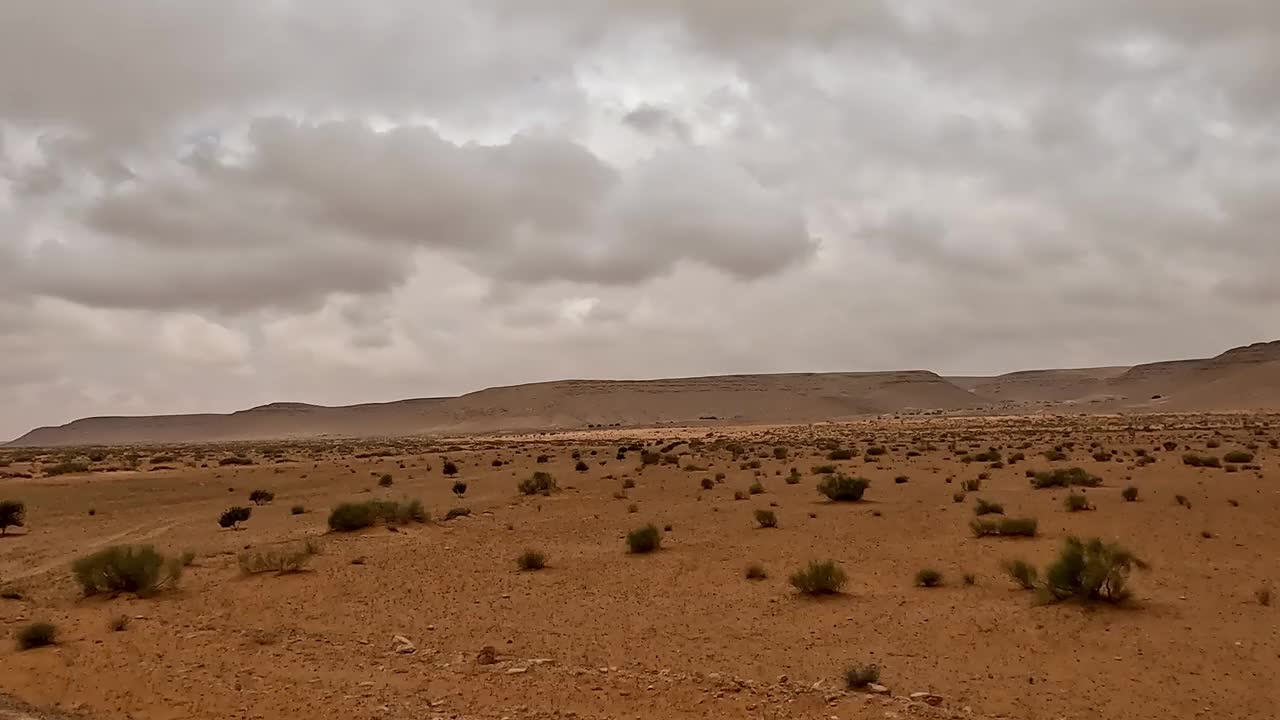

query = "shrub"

[
  {"left": 219, "top": 456, "right": 252, "bottom": 466},
  {"left": 1041, "top": 536, "right": 1147, "bottom": 603},
  {"left": 626, "top": 524, "right": 662, "bottom": 554},
  {"left": 745, "top": 563, "right": 768, "bottom": 580},
  {"left": 1001, "top": 559, "right": 1039, "bottom": 589},
  {"left": 536, "top": 454, "right": 550, "bottom": 464},
  {"left": 963, "top": 573, "right": 977, "bottom": 586},
  {"left": 961, "top": 478, "right": 981, "bottom": 492},
  {"left": 516, "top": 549, "right": 547, "bottom": 571},
  {"left": 44, "top": 461, "right": 91, "bottom": 476},
  {"left": 0, "top": 499, "right": 25, "bottom": 535},
  {"left": 827, "top": 449, "right": 854, "bottom": 461},
  {"left": 773, "top": 447, "right": 789, "bottom": 459},
  {"left": 748, "top": 481, "right": 764, "bottom": 495},
  {"left": 914, "top": 568, "right": 943, "bottom": 587},
  {"left": 238, "top": 543, "right": 317, "bottom": 574},
  {"left": 1064, "top": 492, "right": 1092, "bottom": 512},
  {"left": 785, "top": 469, "right": 801, "bottom": 485},
  {"left": 219, "top": 506, "right": 252, "bottom": 529},
  {"left": 811, "top": 464, "right": 837, "bottom": 475},
  {"left": 865, "top": 446, "right": 886, "bottom": 457},
  {"left": 72, "top": 545, "right": 183, "bottom": 596},
  {"left": 290, "top": 505, "right": 306, "bottom": 515},
  {"left": 733, "top": 490, "right": 747, "bottom": 501},
  {"left": 640, "top": 451, "right": 661, "bottom": 465},
  {"left": 754, "top": 509, "right": 778, "bottom": 528},
  {"left": 327, "top": 499, "right": 426, "bottom": 531},
  {"left": 1031, "top": 467, "right": 1101, "bottom": 489},
  {"left": 518, "top": 471, "right": 557, "bottom": 496},
  {"left": 378, "top": 474, "right": 393, "bottom": 487},
  {"left": 816, "top": 474, "right": 870, "bottom": 502},
  {"left": 445, "top": 507, "right": 471, "bottom": 520},
  {"left": 700, "top": 477, "right": 715, "bottom": 490},
  {"left": 1182, "top": 453, "right": 1220, "bottom": 468},
  {"left": 973, "top": 498, "right": 1004, "bottom": 516},
  {"left": 1223, "top": 451, "right": 1254, "bottom": 464},
  {"left": 970, "top": 516, "right": 1038, "bottom": 538},
  {"left": 16, "top": 622, "right": 56, "bottom": 650},
  {"left": 1256, "top": 584, "right": 1272, "bottom": 607},
  {"left": 1042, "top": 450, "right": 1067, "bottom": 461},
  {"left": 953, "top": 492, "right": 966, "bottom": 503},
  {"left": 449, "top": 481, "right": 467, "bottom": 498},
  {"left": 442, "top": 461, "right": 458, "bottom": 476},
  {"left": 789, "top": 560, "right": 847, "bottom": 595},
  {"left": 248, "top": 489, "right": 275, "bottom": 505},
  {"left": 1121, "top": 486, "right": 1139, "bottom": 502},
  {"left": 109, "top": 615, "right": 129, "bottom": 632},
  {"left": 575, "top": 460, "right": 589, "bottom": 472},
  {"left": 844, "top": 663, "right": 881, "bottom": 690}
]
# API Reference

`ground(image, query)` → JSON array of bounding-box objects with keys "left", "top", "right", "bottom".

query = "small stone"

[
  {"left": 392, "top": 635, "right": 416, "bottom": 654},
  {"left": 866, "top": 683, "right": 890, "bottom": 695},
  {"left": 777, "top": 674, "right": 789, "bottom": 684},
  {"left": 506, "top": 666, "right": 528, "bottom": 674},
  {"left": 477, "top": 646, "right": 497, "bottom": 665},
  {"left": 909, "top": 692, "right": 943, "bottom": 706}
]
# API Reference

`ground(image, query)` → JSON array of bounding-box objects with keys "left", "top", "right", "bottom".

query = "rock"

[
  {"left": 506, "top": 666, "right": 528, "bottom": 674},
  {"left": 392, "top": 635, "right": 416, "bottom": 654},
  {"left": 909, "top": 692, "right": 943, "bottom": 706},
  {"left": 477, "top": 646, "right": 497, "bottom": 665},
  {"left": 776, "top": 674, "right": 789, "bottom": 684},
  {"left": 866, "top": 683, "right": 890, "bottom": 695}
]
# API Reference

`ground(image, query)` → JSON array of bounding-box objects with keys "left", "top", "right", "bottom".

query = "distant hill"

[{"left": 8, "top": 341, "right": 1280, "bottom": 446}]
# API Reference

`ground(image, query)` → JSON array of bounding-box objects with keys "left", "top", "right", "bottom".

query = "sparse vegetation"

[
  {"left": 249, "top": 489, "right": 275, "bottom": 505},
  {"left": 914, "top": 568, "right": 943, "bottom": 587},
  {"left": 443, "top": 460, "right": 459, "bottom": 476},
  {"left": 1223, "top": 451, "right": 1254, "bottom": 464},
  {"left": 1031, "top": 467, "right": 1102, "bottom": 489},
  {"left": 516, "top": 549, "right": 547, "bottom": 571},
  {"left": 1122, "top": 486, "right": 1139, "bottom": 502},
  {"left": 0, "top": 499, "right": 25, "bottom": 535},
  {"left": 973, "top": 498, "right": 1004, "bottom": 516},
  {"left": 626, "top": 524, "right": 662, "bottom": 554},
  {"left": 327, "top": 499, "right": 427, "bottom": 531},
  {"left": 238, "top": 542, "right": 318, "bottom": 574},
  {"left": 816, "top": 474, "right": 870, "bottom": 502},
  {"left": 518, "top": 471, "right": 558, "bottom": 496},
  {"left": 1040, "top": 536, "right": 1147, "bottom": 604},
  {"left": 1181, "top": 453, "right": 1221, "bottom": 468},
  {"left": 970, "top": 516, "right": 1038, "bottom": 538},
  {"left": 1001, "top": 559, "right": 1039, "bottom": 589},
  {"left": 16, "top": 622, "right": 57, "bottom": 650},
  {"left": 789, "top": 560, "right": 847, "bottom": 595},
  {"left": 844, "top": 663, "right": 881, "bottom": 689},
  {"left": 754, "top": 509, "right": 778, "bottom": 528},
  {"left": 72, "top": 545, "right": 183, "bottom": 596},
  {"left": 218, "top": 506, "right": 252, "bottom": 529},
  {"left": 748, "top": 481, "right": 764, "bottom": 495},
  {"left": 1064, "top": 492, "right": 1092, "bottom": 512}
]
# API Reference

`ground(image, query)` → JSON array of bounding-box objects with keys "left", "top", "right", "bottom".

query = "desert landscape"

[{"left": 2, "top": 344, "right": 1278, "bottom": 720}]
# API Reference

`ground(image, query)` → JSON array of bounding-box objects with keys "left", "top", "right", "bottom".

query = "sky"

[{"left": 1, "top": 1, "right": 1279, "bottom": 440}]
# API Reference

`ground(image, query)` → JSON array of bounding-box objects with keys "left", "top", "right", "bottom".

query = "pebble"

[
  {"left": 866, "top": 683, "right": 890, "bottom": 695},
  {"left": 909, "top": 691, "right": 943, "bottom": 706}
]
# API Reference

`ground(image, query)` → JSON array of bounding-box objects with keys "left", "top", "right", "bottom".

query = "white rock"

[
  {"left": 909, "top": 691, "right": 943, "bottom": 706},
  {"left": 866, "top": 683, "right": 890, "bottom": 695}
]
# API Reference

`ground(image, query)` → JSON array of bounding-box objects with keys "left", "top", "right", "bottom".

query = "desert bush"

[
  {"left": 700, "top": 477, "right": 715, "bottom": 490},
  {"left": 622, "top": 478, "right": 636, "bottom": 489},
  {"left": 1181, "top": 453, "right": 1221, "bottom": 468},
  {"left": 451, "top": 481, "right": 468, "bottom": 498},
  {"left": 327, "top": 499, "right": 426, "bottom": 531},
  {"left": 894, "top": 475, "right": 909, "bottom": 484},
  {"left": 1064, "top": 492, "right": 1092, "bottom": 512},
  {"left": 1041, "top": 536, "right": 1147, "bottom": 603},
  {"left": 626, "top": 524, "right": 662, "bottom": 554},
  {"left": 754, "top": 509, "right": 778, "bottom": 528},
  {"left": 518, "top": 471, "right": 557, "bottom": 496},
  {"left": 789, "top": 560, "right": 847, "bottom": 595},
  {"left": 640, "top": 451, "right": 661, "bottom": 466},
  {"left": 444, "top": 507, "right": 471, "bottom": 520},
  {"left": 238, "top": 542, "right": 317, "bottom": 574},
  {"left": 1001, "top": 559, "right": 1039, "bottom": 589},
  {"left": 290, "top": 504, "right": 306, "bottom": 515},
  {"left": 973, "top": 498, "right": 1004, "bottom": 516},
  {"left": 733, "top": 490, "right": 747, "bottom": 501},
  {"left": 865, "top": 446, "right": 887, "bottom": 457},
  {"left": 827, "top": 448, "right": 854, "bottom": 461},
  {"left": 219, "top": 506, "right": 252, "bottom": 529},
  {"left": 1121, "top": 486, "right": 1139, "bottom": 502},
  {"left": 1162, "top": 441, "right": 1179, "bottom": 451},
  {"left": 811, "top": 464, "right": 837, "bottom": 475},
  {"left": 1206, "top": 439, "right": 1221, "bottom": 449},
  {"left": 248, "top": 489, "right": 275, "bottom": 505},
  {"left": 378, "top": 474, "right": 393, "bottom": 487},
  {"left": 914, "top": 568, "right": 943, "bottom": 587},
  {"left": 1256, "top": 584, "right": 1272, "bottom": 607},
  {"left": 816, "top": 474, "right": 870, "bottom": 502},
  {"left": 44, "top": 461, "right": 91, "bottom": 476},
  {"left": 773, "top": 447, "right": 789, "bottom": 459},
  {"left": 516, "top": 549, "right": 547, "bottom": 571},
  {"left": 219, "top": 456, "right": 253, "bottom": 466},
  {"left": 785, "top": 469, "right": 802, "bottom": 485},
  {"left": 109, "top": 615, "right": 129, "bottom": 632},
  {"left": 575, "top": 460, "right": 589, "bottom": 472},
  {"left": 442, "top": 461, "right": 459, "bottom": 476},
  {"left": 961, "top": 478, "right": 981, "bottom": 492},
  {"left": 536, "top": 454, "right": 550, "bottom": 464},
  {"left": 72, "top": 545, "right": 182, "bottom": 596},
  {"left": 16, "top": 622, "right": 56, "bottom": 650},
  {"left": 748, "top": 481, "right": 764, "bottom": 495},
  {"left": 952, "top": 491, "right": 966, "bottom": 503},
  {"left": 745, "top": 563, "right": 768, "bottom": 580},
  {"left": 970, "top": 516, "right": 1038, "bottom": 538},
  {"left": 1031, "top": 467, "right": 1101, "bottom": 489},
  {"left": 844, "top": 663, "right": 881, "bottom": 689},
  {"left": 1223, "top": 451, "right": 1254, "bottom": 464},
  {"left": 0, "top": 500, "right": 25, "bottom": 535}
]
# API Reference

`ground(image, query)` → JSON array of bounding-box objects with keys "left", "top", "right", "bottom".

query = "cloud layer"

[{"left": 2, "top": 1, "right": 1278, "bottom": 438}]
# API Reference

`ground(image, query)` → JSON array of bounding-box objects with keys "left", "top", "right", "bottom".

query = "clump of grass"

[
  {"left": 754, "top": 509, "right": 778, "bottom": 528},
  {"left": 327, "top": 499, "right": 427, "bottom": 531},
  {"left": 72, "top": 545, "right": 183, "bottom": 596},
  {"left": 1181, "top": 453, "right": 1221, "bottom": 468},
  {"left": 1031, "top": 467, "right": 1101, "bottom": 489},
  {"left": 961, "top": 478, "right": 981, "bottom": 492},
  {"left": 516, "top": 549, "right": 547, "bottom": 571},
  {"left": 1064, "top": 492, "right": 1092, "bottom": 512},
  {"left": 1040, "top": 536, "right": 1147, "bottom": 604},
  {"left": 238, "top": 542, "right": 317, "bottom": 575},
  {"left": 789, "top": 560, "right": 847, "bottom": 595},
  {"left": 970, "top": 516, "right": 1038, "bottom": 538},
  {"left": 218, "top": 506, "right": 252, "bottom": 529},
  {"left": 843, "top": 663, "right": 881, "bottom": 689},
  {"left": 914, "top": 568, "right": 943, "bottom": 587},
  {"left": 973, "top": 498, "right": 1004, "bottom": 516},
  {"left": 1223, "top": 451, "right": 1254, "bottom": 464},
  {"left": 1001, "top": 559, "right": 1039, "bottom": 589},
  {"left": 16, "top": 622, "right": 57, "bottom": 650},
  {"left": 1121, "top": 486, "right": 1138, "bottom": 502},
  {"left": 626, "top": 524, "right": 662, "bottom": 554},
  {"left": 745, "top": 563, "right": 768, "bottom": 580},
  {"left": 816, "top": 474, "right": 871, "bottom": 502},
  {"left": 748, "top": 481, "right": 764, "bottom": 495},
  {"left": 518, "top": 471, "right": 557, "bottom": 496}
]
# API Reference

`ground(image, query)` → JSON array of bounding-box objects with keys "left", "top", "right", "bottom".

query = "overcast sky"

[{"left": 2, "top": 1, "right": 1278, "bottom": 439}]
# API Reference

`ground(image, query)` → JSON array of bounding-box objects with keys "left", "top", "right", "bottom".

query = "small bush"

[
  {"left": 748, "top": 481, "right": 764, "bottom": 495},
  {"left": 785, "top": 469, "right": 801, "bottom": 485},
  {"left": 742, "top": 562, "right": 768, "bottom": 581},
  {"left": 248, "top": 489, "right": 275, "bottom": 505},
  {"left": 811, "top": 464, "right": 837, "bottom": 475},
  {"left": 451, "top": 481, "right": 468, "bottom": 498},
  {"left": 773, "top": 447, "right": 789, "bottom": 459},
  {"left": 444, "top": 506, "right": 471, "bottom": 520},
  {"left": 1031, "top": 467, "right": 1101, "bottom": 489},
  {"left": 754, "top": 509, "right": 778, "bottom": 528},
  {"left": 1064, "top": 492, "right": 1092, "bottom": 512},
  {"left": 865, "top": 446, "right": 887, "bottom": 457},
  {"left": 1121, "top": 486, "right": 1139, "bottom": 502},
  {"left": 733, "top": 490, "right": 747, "bottom": 501},
  {"left": 1175, "top": 494, "right": 1191, "bottom": 508},
  {"left": 622, "top": 478, "right": 636, "bottom": 489},
  {"left": 1042, "top": 450, "right": 1067, "bottom": 461},
  {"left": 700, "top": 477, "right": 715, "bottom": 490},
  {"left": 377, "top": 474, "right": 393, "bottom": 487},
  {"left": 961, "top": 478, "right": 981, "bottom": 492},
  {"left": 575, "top": 460, "right": 589, "bottom": 472},
  {"left": 843, "top": 663, "right": 880, "bottom": 689},
  {"left": 1223, "top": 451, "right": 1254, "bottom": 464},
  {"left": 963, "top": 573, "right": 977, "bottom": 586},
  {"left": 914, "top": 568, "right": 943, "bottom": 587},
  {"left": 219, "top": 506, "right": 252, "bottom": 529},
  {"left": 816, "top": 474, "right": 871, "bottom": 502},
  {"left": 238, "top": 543, "right": 317, "bottom": 574},
  {"left": 1182, "top": 453, "right": 1220, "bottom": 468},
  {"left": 953, "top": 492, "right": 966, "bottom": 503},
  {"left": 16, "top": 622, "right": 57, "bottom": 650},
  {"left": 1001, "top": 559, "right": 1039, "bottom": 589},
  {"left": 789, "top": 560, "right": 847, "bottom": 595},
  {"left": 1256, "top": 585, "right": 1272, "bottom": 607},
  {"left": 1041, "top": 536, "right": 1147, "bottom": 603},
  {"left": 973, "top": 498, "right": 1004, "bottom": 516},
  {"left": 327, "top": 499, "right": 426, "bottom": 531},
  {"left": 442, "top": 461, "right": 459, "bottom": 476},
  {"left": 0, "top": 499, "right": 25, "bottom": 535},
  {"left": 970, "top": 516, "right": 1038, "bottom": 538},
  {"left": 516, "top": 549, "right": 547, "bottom": 571},
  {"left": 536, "top": 454, "right": 550, "bottom": 464},
  {"left": 291, "top": 504, "right": 306, "bottom": 515},
  {"left": 109, "top": 615, "right": 129, "bottom": 632},
  {"left": 626, "top": 524, "right": 662, "bottom": 554},
  {"left": 219, "top": 456, "right": 253, "bottom": 466},
  {"left": 827, "top": 449, "right": 854, "bottom": 461},
  {"left": 72, "top": 545, "right": 183, "bottom": 596},
  {"left": 518, "top": 471, "right": 557, "bottom": 496}
]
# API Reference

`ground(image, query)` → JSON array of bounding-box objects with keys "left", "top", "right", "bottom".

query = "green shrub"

[
  {"left": 626, "top": 524, "right": 662, "bottom": 554},
  {"left": 327, "top": 499, "right": 426, "bottom": 531},
  {"left": 518, "top": 471, "right": 557, "bottom": 496},
  {"left": 248, "top": 489, "right": 275, "bottom": 505},
  {"left": 789, "top": 560, "right": 847, "bottom": 595},
  {"left": 1182, "top": 453, "right": 1220, "bottom": 468},
  {"left": 733, "top": 490, "right": 747, "bottom": 501},
  {"left": 816, "top": 474, "right": 870, "bottom": 502},
  {"left": 865, "top": 446, "right": 887, "bottom": 457},
  {"left": 377, "top": 474, "right": 393, "bottom": 487},
  {"left": 1064, "top": 492, "right": 1092, "bottom": 512},
  {"left": 844, "top": 663, "right": 880, "bottom": 689},
  {"left": 748, "top": 481, "right": 764, "bottom": 495},
  {"left": 811, "top": 464, "right": 837, "bottom": 475},
  {"left": 16, "top": 622, "right": 56, "bottom": 650},
  {"left": 72, "top": 545, "right": 183, "bottom": 596},
  {"left": 1001, "top": 559, "right": 1039, "bottom": 589},
  {"left": 970, "top": 516, "right": 1038, "bottom": 537},
  {"left": 516, "top": 549, "right": 547, "bottom": 571},
  {"left": 1041, "top": 536, "right": 1147, "bottom": 603},
  {"left": 219, "top": 506, "right": 252, "bottom": 529},
  {"left": 773, "top": 447, "right": 789, "bottom": 459},
  {"left": 0, "top": 499, "right": 25, "bottom": 535},
  {"left": 238, "top": 542, "right": 317, "bottom": 574},
  {"left": 1031, "top": 467, "right": 1101, "bottom": 489},
  {"left": 745, "top": 563, "right": 768, "bottom": 580},
  {"left": 973, "top": 498, "right": 1004, "bottom": 516},
  {"left": 754, "top": 509, "right": 778, "bottom": 528},
  {"left": 827, "top": 448, "right": 854, "bottom": 460},
  {"left": 1121, "top": 486, "right": 1138, "bottom": 502},
  {"left": 785, "top": 469, "right": 802, "bottom": 485},
  {"left": 1223, "top": 451, "right": 1254, "bottom": 464},
  {"left": 914, "top": 568, "right": 943, "bottom": 587}
]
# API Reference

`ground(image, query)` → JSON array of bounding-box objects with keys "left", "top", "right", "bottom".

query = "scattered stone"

[
  {"left": 506, "top": 666, "right": 528, "bottom": 674},
  {"left": 391, "top": 635, "right": 416, "bottom": 654},
  {"left": 866, "top": 683, "right": 890, "bottom": 695},
  {"left": 909, "top": 692, "right": 943, "bottom": 706},
  {"left": 477, "top": 646, "right": 497, "bottom": 665}
]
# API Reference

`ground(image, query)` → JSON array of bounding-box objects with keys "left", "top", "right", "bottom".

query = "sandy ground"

[{"left": 1, "top": 414, "right": 1277, "bottom": 720}]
